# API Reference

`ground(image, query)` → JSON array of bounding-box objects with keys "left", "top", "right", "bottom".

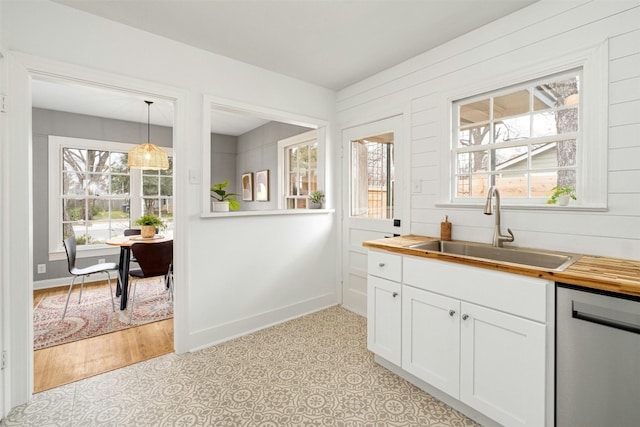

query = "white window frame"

[
  {"left": 451, "top": 69, "right": 581, "bottom": 204},
  {"left": 277, "top": 129, "right": 319, "bottom": 209},
  {"left": 442, "top": 41, "right": 608, "bottom": 210},
  {"left": 48, "top": 135, "right": 173, "bottom": 260}
]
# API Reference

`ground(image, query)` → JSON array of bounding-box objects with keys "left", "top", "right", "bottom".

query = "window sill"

[
  {"left": 201, "top": 208, "right": 335, "bottom": 218},
  {"left": 435, "top": 202, "right": 607, "bottom": 212}
]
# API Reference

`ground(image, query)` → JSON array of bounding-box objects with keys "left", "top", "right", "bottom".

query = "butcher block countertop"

[{"left": 363, "top": 235, "right": 640, "bottom": 298}]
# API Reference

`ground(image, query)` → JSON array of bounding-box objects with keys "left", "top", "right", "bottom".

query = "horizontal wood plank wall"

[{"left": 337, "top": 1, "right": 640, "bottom": 260}]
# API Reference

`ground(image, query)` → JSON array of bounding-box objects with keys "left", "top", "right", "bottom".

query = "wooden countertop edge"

[{"left": 363, "top": 236, "right": 640, "bottom": 298}]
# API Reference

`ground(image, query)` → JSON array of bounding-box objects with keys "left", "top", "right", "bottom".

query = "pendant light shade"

[{"left": 128, "top": 101, "right": 169, "bottom": 170}]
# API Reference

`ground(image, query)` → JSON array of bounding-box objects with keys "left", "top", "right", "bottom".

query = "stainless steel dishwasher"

[{"left": 556, "top": 283, "right": 640, "bottom": 427}]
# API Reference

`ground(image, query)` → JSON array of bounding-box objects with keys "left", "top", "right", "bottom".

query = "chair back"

[
  {"left": 124, "top": 227, "right": 158, "bottom": 236},
  {"left": 63, "top": 236, "right": 77, "bottom": 273},
  {"left": 131, "top": 241, "right": 173, "bottom": 278}
]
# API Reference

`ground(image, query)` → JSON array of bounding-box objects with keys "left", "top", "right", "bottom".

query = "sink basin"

[
  {"left": 407, "top": 240, "right": 581, "bottom": 271},
  {"left": 407, "top": 241, "right": 441, "bottom": 251}
]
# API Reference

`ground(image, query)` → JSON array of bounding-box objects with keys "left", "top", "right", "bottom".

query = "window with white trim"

[
  {"left": 49, "top": 136, "right": 173, "bottom": 254},
  {"left": 277, "top": 130, "right": 318, "bottom": 209},
  {"left": 452, "top": 69, "right": 580, "bottom": 203}
]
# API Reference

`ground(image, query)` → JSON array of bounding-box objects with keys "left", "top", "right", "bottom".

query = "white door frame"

[
  {"left": 1, "top": 51, "right": 8, "bottom": 421},
  {"left": 339, "top": 111, "right": 410, "bottom": 315},
  {"left": 4, "top": 52, "right": 189, "bottom": 408}
]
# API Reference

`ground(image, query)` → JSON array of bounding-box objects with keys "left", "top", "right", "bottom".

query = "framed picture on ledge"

[
  {"left": 241, "top": 172, "right": 253, "bottom": 201},
  {"left": 255, "top": 170, "right": 270, "bottom": 201}
]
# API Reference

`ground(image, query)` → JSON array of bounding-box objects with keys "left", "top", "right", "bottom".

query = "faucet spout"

[{"left": 484, "top": 186, "right": 515, "bottom": 247}]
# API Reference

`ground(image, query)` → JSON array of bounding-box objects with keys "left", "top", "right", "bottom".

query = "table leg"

[
  {"left": 119, "top": 247, "right": 131, "bottom": 310},
  {"left": 116, "top": 247, "right": 126, "bottom": 297}
]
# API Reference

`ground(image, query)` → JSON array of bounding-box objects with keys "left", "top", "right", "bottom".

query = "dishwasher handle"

[{"left": 572, "top": 300, "right": 640, "bottom": 335}]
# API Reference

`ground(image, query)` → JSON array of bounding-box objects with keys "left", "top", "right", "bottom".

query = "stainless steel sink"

[
  {"left": 407, "top": 241, "right": 441, "bottom": 251},
  {"left": 407, "top": 240, "right": 581, "bottom": 271}
]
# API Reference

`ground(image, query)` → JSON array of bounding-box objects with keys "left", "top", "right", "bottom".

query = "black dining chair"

[
  {"left": 132, "top": 228, "right": 172, "bottom": 292},
  {"left": 62, "top": 236, "right": 119, "bottom": 319},
  {"left": 123, "top": 228, "right": 142, "bottom": 264},
  {"left": 123, "top": 227, "right": 159, "bottom": 263},
  {"left": 123, "top": 228, "right": 141, "bottom": 236},
  {"left": 128, "top": 240, "right": 173, "bottom": 323}
]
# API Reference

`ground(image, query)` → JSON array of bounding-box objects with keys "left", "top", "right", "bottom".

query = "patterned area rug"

[{"left": 33, "top": 277, "right": 173, "bottom": 350}]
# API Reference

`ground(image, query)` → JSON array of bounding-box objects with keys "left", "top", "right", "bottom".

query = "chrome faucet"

[{"left": 484, "top": 186, "right": 514, "bottom": 247}]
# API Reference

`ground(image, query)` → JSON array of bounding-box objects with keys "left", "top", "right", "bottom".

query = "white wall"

[
  {"left": 337, "top": 0, "right": 640, "bottom": 260},
  {"left": 1, "top": 0, "right": 337, "bottom": 408}
]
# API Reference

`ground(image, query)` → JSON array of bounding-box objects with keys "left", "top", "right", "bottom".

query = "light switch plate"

[{"left": 189, "top": 169, "right": 200, "bottom": 184}]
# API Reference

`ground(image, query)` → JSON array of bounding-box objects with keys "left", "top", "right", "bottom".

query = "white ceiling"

[{"left": 34, "top": 0, "right": 537, "bottom": 135}]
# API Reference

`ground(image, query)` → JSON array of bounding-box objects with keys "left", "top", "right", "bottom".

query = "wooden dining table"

[{"left": 106, "top": 232, "right": 173, "bottom": 310}]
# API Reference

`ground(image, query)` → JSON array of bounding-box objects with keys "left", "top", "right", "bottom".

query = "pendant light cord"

[{"left": 145, "top": 100, "right": 153, "bottom": 143}]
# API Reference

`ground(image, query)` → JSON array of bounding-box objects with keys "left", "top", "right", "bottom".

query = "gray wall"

[
  {"left": 210, "top": 132, "right": 238, "bottom": 204},
  {"left": 32, "top": 107, "right": 173, "bottom": 282},
  {"left": 236, "top": 121, "right": 311, "bottom": 211}
]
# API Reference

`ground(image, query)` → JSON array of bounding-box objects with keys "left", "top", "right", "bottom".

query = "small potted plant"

[
  {"left": 133, "top": 214, "right": 164, "bottom": 238},
  {"left": 211, "top": 180, "right": 240, "bottom": 212},
  {"left": 547, "top": 185, "right": 576, "bottom": 206},
  {"left": 309, "top": 190, "right": 325, "bottom": 209}
]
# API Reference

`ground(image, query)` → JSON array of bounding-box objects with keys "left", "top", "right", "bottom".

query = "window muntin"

[
  {"left": 453, "top": 70, "right": 580, "bottom": 202},
  {"left": 142, "top": 158, "right": 174, "bottom": 228},
  {"left": 350, "top": 135, "right": 395, "bottom": 219},
  {"left": 61, "top": 147, "right": 133, "bottom": 245},
  {"left": 282, "top": 134, "right": 318, "bottom": 209},
  {"left": 51, "top": 136, "right": 173, "bottom": 252}
]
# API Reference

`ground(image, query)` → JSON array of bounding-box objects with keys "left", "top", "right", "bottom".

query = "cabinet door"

[
  {"left": 460, "top": 302, "right": 546, "bottom": 427},
  {"left": 367, "top": 276, "right": 402, "bottom": 366},
  {"left": 402, "top": 286, "right": 460, "bottom": 398}
]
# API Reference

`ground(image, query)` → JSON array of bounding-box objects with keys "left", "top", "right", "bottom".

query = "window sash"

[
  {"left": 278, "top": 130, "right": 319, "bottom": 209},
  {"left": 49, "top": 136, "right": 173, "bottom": 256},
  {"left": 451, "top": 69, "right": 580, "bottom": 203}
]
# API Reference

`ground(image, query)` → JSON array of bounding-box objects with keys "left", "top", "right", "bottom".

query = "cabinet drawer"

[{"left": 368, "top": 250, "right": 402, "bottom": 282}]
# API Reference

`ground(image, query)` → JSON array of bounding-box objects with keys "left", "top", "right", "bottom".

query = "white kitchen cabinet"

[
  {"left": 367, "top": 252, "right": 551, "bottom": 426},
  {"left": 402, "top": 283, "right": 546, "bottom": 426},
  {"left": 367, "top": 250, "right": 403, "bottom": 366},
  {"left": 459, "top": 301, "right": 546, "bottom": 427},
  {"left": 402, "top": 285, "right": 460, "bottom": 397},
  {"left": 367, "top": 276, "right": 402, "bottom": 366}
]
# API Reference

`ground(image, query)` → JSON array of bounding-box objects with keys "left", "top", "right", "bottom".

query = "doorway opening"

[{"left": 30, "top": 75, "right": 177, "bottom": 392}]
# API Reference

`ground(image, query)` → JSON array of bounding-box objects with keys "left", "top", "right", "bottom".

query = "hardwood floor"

[{"left": 33, "top": 282, "right": 174, "bottom": 393}]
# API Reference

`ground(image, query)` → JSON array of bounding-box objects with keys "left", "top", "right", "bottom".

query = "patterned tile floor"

[{"left": 3, "top": 306, "right": 479, "bottom": 426}]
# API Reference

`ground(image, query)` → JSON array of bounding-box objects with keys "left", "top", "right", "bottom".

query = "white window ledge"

[
  {"left": 435, "top": 202, "right": 607, "bottom": 212},
  {"left": 201, "top": 208, "right": 335, "bottom": 218}
]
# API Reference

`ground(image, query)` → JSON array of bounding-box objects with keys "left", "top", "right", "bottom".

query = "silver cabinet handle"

[
  {"left": 392, "top": 292, "right": 398, "bottom": 298},
  {"left": 378, "top": 262, "right": 385, "bottom": 267},
  {"left": 462, "top": 314, "right": 469, "bottom": 320},
  {"left": 449, "top": 309, "right": 455, "bottom": 317}
]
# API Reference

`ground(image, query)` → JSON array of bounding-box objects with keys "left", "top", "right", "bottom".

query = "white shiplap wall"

[{"left": 337, "top": 0, "right": 640, "bottom": 259}]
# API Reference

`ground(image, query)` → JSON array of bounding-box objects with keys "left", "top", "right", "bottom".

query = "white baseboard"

[
  {"left": 33, "top": 275, "right": 108, "bottom": 290},
  {"left": 188, "top": 293, "right": 338, "bottom": 352}
]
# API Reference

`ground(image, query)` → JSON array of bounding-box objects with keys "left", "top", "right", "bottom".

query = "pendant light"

[{"left": 127, "top": 100, "right": 169, "bottom": 170}]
